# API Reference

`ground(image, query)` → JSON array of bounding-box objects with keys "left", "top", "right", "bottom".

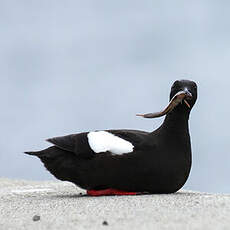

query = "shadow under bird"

[{"left": 25, "top": 80, "right": 198, "bottom": 196}]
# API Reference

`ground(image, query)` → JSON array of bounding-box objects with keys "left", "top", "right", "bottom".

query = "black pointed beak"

[
  {"left": 183, "top": 88, "right": 192, "bottom": 99},
  {"left": 183, "top": 88, "right": 192, "bottom": 109}
]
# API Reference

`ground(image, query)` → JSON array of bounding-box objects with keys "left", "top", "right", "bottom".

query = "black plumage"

[{"left": 25, "top": 80, "right": 197, "bottom": 194}]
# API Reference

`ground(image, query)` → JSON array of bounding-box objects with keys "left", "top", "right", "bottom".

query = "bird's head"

[
  {"left": 169, "top": 79, "right": 197, "bottom": 110},
  {"left": 137, "top": 79, "right": 197, "bottom": 118}
]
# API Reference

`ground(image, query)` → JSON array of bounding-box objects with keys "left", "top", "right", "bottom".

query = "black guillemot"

[{"left": 25, "top": 79, "right": 197, "bottom": 195}]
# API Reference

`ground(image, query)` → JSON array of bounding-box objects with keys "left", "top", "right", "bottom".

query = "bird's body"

[{"left": 25, "top": 80, "right": 197, "bottom": 195}]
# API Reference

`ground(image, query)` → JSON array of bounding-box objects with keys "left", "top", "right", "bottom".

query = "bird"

[{"left": 25, "top": 79, "right": 197, "bottom": 196}]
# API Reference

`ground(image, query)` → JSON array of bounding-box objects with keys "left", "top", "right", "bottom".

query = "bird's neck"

[{"left": 160, "top": 107, "right": 190, "bottom": 135}]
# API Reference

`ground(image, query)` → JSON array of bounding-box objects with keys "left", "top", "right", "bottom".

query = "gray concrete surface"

[{"left": 0, "top": 178, "right": 230, "bottom": 230}]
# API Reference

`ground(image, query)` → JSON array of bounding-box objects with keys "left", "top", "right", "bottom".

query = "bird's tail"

[
  {"left": 24, "top": 150, "right": 48, "bottom": 157},
  {"left": 24, "top": 146, "right": 65, "bottom": 158},
  {"left": 24, "top": 146, "right": 81, "bottom": 185}
]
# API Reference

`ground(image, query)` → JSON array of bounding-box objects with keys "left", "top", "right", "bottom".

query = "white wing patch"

[{"left": 87, "top": 131, "right": 134, "bottom": 155}]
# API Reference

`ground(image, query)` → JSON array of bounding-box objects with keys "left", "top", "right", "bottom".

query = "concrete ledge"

[{"left": 0, "top": 178, "right": 229, "bottom": 230}]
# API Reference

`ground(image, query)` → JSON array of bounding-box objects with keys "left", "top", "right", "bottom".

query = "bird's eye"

[
  {"left": 172, "top": 80, "right": 180, "bottom": 89},
  {"left": 192, "top": 83, "right": 197, "bottom": 89}
]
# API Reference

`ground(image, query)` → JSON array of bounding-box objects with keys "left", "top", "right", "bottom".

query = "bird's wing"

[{"left": 46, "top": 129, "right": 150, "bottom": 159}]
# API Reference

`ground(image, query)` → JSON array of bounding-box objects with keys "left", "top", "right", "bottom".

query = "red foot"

[{"left": 87, "top": 189, "right": 138, "bottom": 196}]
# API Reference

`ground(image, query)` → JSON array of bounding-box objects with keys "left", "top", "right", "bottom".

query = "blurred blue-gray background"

[{"left": 1, "top": 0, "right": 229, "bottom": 193}]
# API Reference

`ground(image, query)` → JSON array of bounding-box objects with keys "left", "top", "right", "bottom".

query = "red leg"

[{"left": 87, "top": 188, "right": 138, "bottom": 196}]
